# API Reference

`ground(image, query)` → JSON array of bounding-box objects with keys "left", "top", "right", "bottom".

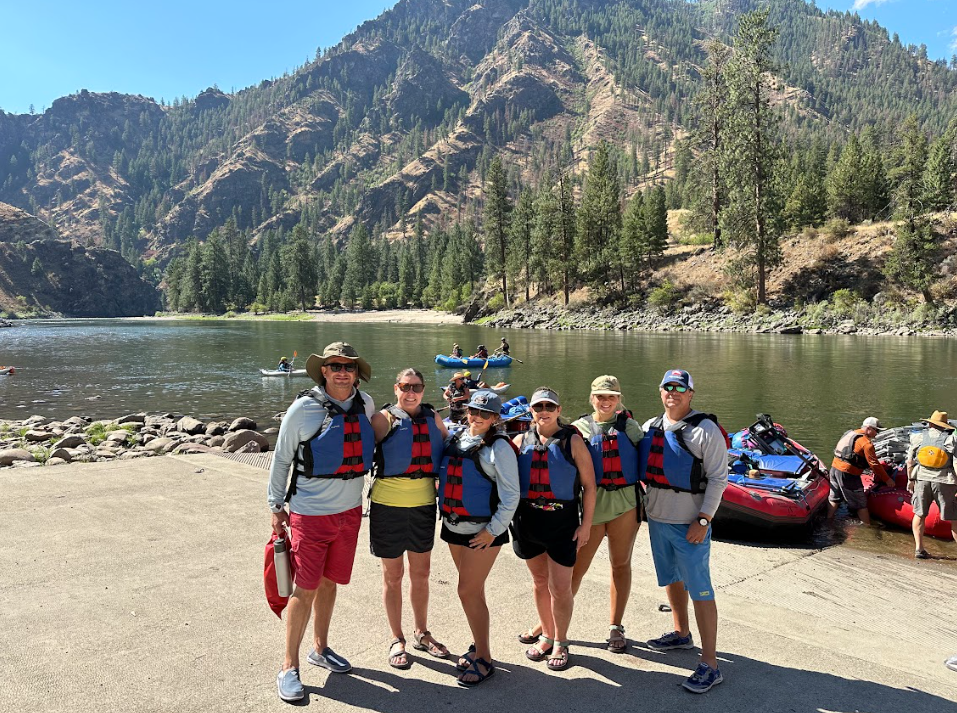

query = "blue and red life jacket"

[
  {"left": 517, "top": 426, "right": 580, "bottom": 504},
  {"left": 375, "top": 404, "right": 444, "bottom": 479},
  {"left": 292, "top": 391, "right": 375, "bottom": 484},
  {"left": 439, "top": 431, "right": 511, "bottom": 523},
  {"left": 637, "top": 413, "right": 727, "bottom": 494},
  {"left": 580, "top": 412, "right": 639, "bottom": 491}
]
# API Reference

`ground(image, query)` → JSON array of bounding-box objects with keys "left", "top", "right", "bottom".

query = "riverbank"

[
  {"left": 2, "top": 453, "right": 954, "bottom": 712},
  {"left": 478, "top": 302, "right": 957, "bottom": 337},
  {"left": 143, "top": 308, "right": 462, "bottom": 325}
]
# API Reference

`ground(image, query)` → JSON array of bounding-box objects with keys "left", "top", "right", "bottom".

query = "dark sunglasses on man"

[
  {"left": 532, "top": 403, "right": 558, "bottom": 413},
  {"left": 325, "top": 362, "right": 357, "bottom": 373},
  {"left": 662, "top": 384, "right": 688, "bottom": 393},
  {"left": 396, "top": 382, "right": 425, "bottom": 393}
]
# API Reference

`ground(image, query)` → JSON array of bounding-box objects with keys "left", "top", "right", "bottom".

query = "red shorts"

[{"left": 289, "top": 508, "right": 362, "bottom": 589}]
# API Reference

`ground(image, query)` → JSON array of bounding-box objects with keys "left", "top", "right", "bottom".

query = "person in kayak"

[
  {"left": 471, "top": 344, "right": 489, "bottom": 359},
  {"left": 370, "top": 368, "right": 450, "bottom": 668},
  {"left": 639, "top": 369, "right": 728, "bottom": 694},
  {"left": 906, "top": 410, "right": 957, "bottom": 559},
  {"left": 438, "top": 390, "right": 520, "bottom": 687},
  {"left": 451, "top": 343, "right": 463, "bottom": 358},
  {"left": 511, "top": 387, "right": 596, "bottom": 672},
  {"left": 827, "top": 416, "right": 893, "bottom": 525},
  {"left": 494, "top": 337, "right": 510, "bottom": 356},
  {"left": 277, "top": 357, "right": 292, "bottom": 373},
  {"left": 443, "top": 373, "right": 470, "bottom": 424},
  {"left": 268, "top": 342, "right": 375, "bottom": 702}
]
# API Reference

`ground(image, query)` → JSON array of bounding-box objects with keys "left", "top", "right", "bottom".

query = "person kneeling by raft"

[
  {"left": 438, "top": 390, "right": 520, "bottom": 687},
  {"left": 370, "top": 368, "right": 450, "bottom": 669},
  {"left": 511, "top": 387, "right": 596, "bottom": 672}
]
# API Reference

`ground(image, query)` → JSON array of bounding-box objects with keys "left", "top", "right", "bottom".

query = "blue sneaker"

[
  {"left": 647, "top": 631, "right": 694, "bottom": 651},
  {"left": 276, "top": 667, "right": 304, "bottom": 702},
  {"left": 307, "top": 647, "right": 352, "bottom": 673},
  {"left": 682, "top": 662, "right": 724, "bottom": 693}
]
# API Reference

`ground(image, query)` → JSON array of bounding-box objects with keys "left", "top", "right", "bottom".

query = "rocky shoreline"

[
  {"left": 479, "top": 303, "right": 957, "bottom": 337},
  {"left": 0, "top": 412, "right": 274, "bottom": 468}
]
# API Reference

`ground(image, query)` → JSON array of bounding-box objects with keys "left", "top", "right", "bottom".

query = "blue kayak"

[{"left": 434, "top": 354, "right": 513, "bottom": 368}]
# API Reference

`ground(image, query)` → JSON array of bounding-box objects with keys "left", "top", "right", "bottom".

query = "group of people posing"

[{"left": 268, "top": 343, "right": 728, "bottom": 702}]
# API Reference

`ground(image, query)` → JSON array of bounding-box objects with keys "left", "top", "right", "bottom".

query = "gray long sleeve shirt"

[
  {"left": 641, "top": 410, "right": 729, "bottom": 523},
  {"left": 267, "top": 386, "right": 376, "bottom": 515},
  {"left": 442, "top": 433, "right": 521, "bottom": 537}
]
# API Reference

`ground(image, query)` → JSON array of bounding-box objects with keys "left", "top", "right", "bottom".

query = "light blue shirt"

[
  {"left": 442, "top": 432, "right": 521, "bottom": 537},
  {"left": 267, "top": 386, "right": 375, "bottom": 515}
]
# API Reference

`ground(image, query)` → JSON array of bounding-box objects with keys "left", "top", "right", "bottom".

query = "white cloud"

[{"left": 851, "top": 0, "right": 895, "bottom": 10}]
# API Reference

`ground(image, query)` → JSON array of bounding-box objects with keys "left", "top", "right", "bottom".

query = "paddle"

[
  {"left": 476, "top": 359, "right": 490, "bottom": 386},
  {"left": 510, "top": 356, "right": 524, "bottom": 364}
]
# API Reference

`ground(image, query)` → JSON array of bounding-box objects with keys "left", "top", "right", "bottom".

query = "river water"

[{"left": 3, "top": 318, "right": 956, "bottom": 556}]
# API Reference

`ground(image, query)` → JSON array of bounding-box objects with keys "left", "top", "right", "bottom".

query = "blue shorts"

[{"left": 648, "top": 519, "right": 715, "bottom": 601}]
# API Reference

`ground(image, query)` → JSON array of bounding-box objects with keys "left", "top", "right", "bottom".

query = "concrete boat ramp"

[{"left": 2, "top": 454, "right": 955, "bottom": 712}]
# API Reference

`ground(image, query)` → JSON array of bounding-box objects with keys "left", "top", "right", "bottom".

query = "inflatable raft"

[
  {"left": 716, "top": 415, "right": 830, "bottom": 530},
  {"left": 434, "top": 354, "right": 513, "bottom": 368},
  {"left": 864, "top": 467, "right": 954, "bottom": 539},
  {"left": 0, "top": 366, "right": 15, "bottom": 375},
  {"left": 259, "top": 368, "right": 307, "bottom": 377}
]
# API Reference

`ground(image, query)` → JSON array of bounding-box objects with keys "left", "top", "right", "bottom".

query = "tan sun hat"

[
  {"left": 590, "top": 375, "right": 622, "bottom": 396},
  {"left": 921, "top": 410, "right": 955, "bottom": 431},
  {"left": 305, "top": 342, "right": 371, "bottom": 386}
]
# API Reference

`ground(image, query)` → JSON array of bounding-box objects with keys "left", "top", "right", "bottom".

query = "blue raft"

[{"left": 434, "top": 354, "right": 513, "bottom": 368}]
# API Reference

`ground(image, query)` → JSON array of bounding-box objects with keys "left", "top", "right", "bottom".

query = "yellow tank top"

[{"left": 370, "top": 476, "right": 437, "bottom": 507}]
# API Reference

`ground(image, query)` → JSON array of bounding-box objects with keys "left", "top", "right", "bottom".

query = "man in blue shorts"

[{"left": 639, "top": 369, "right": 728, "bottom": 693}]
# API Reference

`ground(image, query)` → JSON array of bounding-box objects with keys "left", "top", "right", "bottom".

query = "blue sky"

[{"left": 1, "top": 1, "right": 953, "bottom": 116}]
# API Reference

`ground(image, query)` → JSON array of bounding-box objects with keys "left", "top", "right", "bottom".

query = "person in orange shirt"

[{"left": 827, "top": 417, "right": 895, "bottom": 524}]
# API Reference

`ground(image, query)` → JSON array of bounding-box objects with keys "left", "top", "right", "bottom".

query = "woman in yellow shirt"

[{"left": 370, "top": 368, "right": 449, "bottom": 668}]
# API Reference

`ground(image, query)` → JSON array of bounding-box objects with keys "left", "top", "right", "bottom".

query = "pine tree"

[
  {"left": 531, "top": 179, "right": 558, "bottom": 296},
  {"left": 827, "top": 133, "right": 865, "bottom": 222},
  {"left": 859, "top": 127, "right": 889, "bottom": 220},
  {"left": 200, "top": 231, "right": 230, "bottom": 313},
  {"left": 483, "top": 156, "right": 512, "bottom": 306},
  {"left": 341, "top": 222, "right": 373, "bottom": 307},
  {"left": 283, "top": 224, "right": 319, "bottom": 311},
  {"left": 509, "top": 190, "right": 535, "bottom": 301},
  {"left": 922, "top": 117, "right": 957, "bottom": 211},
  {"left": 719, "top": 8, "right": 784, "bottom": 305},
  {"left": 620, "top": 190, "right": 646, "bottom": 288},
  {"left": 576, "top": 141, "right": 622, "bottom": 290},
  {"left": 696, "top": 39, "right": 731, "bottom": 249}
]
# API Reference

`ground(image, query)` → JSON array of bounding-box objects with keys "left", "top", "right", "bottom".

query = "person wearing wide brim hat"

[
  {"left": 444, "top": 372, "right": 470, "bottom": 423},
  {"left": 907, "top": 410, "right": 957, "bottom": 559},
  {"left": 305, "top": 342, "right": 372, "bottom": 386},
  {"left": 269, "top": 340, "right": 376, "bottom": 702}
]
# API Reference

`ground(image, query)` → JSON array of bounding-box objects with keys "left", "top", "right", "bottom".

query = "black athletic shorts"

[
  {"left": 440, "top": 522, "right": 509, "bottom": 548},
  {"left": 511, "top": 501, "right": 581, "bottom": 568},
  {"left": 369, "top": 502, "right": 437, "bottom": 559}
]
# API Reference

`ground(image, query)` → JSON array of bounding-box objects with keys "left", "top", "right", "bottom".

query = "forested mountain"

[{"left": 0, "top": 0, "right": 955, "bottom": 314}]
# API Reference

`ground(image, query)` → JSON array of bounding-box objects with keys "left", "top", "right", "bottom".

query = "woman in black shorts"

[
  {"left": 370, "top": 368, "right": 449, "bottom": 669},
  {"left": 438, "top": 389, "right": 520, "bottom": 686},
  {"left": 512, "top": 387, "right": 596, "bottom": 671}
]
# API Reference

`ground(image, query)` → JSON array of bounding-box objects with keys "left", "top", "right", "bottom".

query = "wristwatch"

[{"left": 697, "top": 516, "right": 710, "bottom": 527}]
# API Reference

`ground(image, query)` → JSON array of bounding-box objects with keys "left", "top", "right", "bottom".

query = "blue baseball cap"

[
  {"left": 659, "top": 369, "right": 694, "bottom": 390},
  {"left": 466, "top": 390, "right": 502, "bottom": 414}
]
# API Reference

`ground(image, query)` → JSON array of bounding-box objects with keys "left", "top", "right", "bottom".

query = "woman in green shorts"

[
  {"left": 517, "top": 375, "right": 643, "bottom": 654},
  {"left": 370, "top": 368, "right": 450, "bottom": 669}
]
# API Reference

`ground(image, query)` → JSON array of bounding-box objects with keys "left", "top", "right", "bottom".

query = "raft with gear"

[
  {"left": 434, "top": 354, "right": 513, "bottom": 368},
  {"left": 715, "top": 414, "right": 830, "bottom": 530},
  {"left": 0, "top": 366, "right": 15, "bottom": 375},
  {"left": 259, "top": 368, "right": 308, "bottom": 377}
]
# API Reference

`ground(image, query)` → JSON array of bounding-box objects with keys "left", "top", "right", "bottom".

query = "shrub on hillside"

[
  {"left": 648, "top": 280, "right": 680, "bottom": 309},
  {"left": 822, "top": 218, "right": 852, "bottom": 242}
]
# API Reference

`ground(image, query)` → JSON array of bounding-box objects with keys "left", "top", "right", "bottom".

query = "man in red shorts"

[{"left": 268, "top": 342, "right": 376, "bottom": 702}]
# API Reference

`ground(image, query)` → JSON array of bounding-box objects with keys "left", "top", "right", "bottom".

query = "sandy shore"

[
  {"left": 3, "top": 454, "right": 956, "bottom": 712},
  {"left": 137, "top": 309, "right": 463, "bottom": 325}
]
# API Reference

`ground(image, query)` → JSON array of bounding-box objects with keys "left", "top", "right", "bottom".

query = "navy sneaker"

[
  {"left": 682, "top": 662, "right": 724, "bottom": 694},
  {"left": 945, "top": 655, "right": 957, "bottom": 673},
  {"left": 307, "top": 647, "right": 352, "bottom": 673},
  {"left": 647, "top": 631, "right": 695, "bottom": 651},
  {"left": 276, "top": 668, "right": 304, "bottom": 702}
]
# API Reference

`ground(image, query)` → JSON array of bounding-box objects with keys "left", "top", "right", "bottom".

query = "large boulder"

[
  {"left": 116, "top": 413, "right": 146, "bottom": 425},
  {"left": 228, "top": 417, "right": 257, "bottom": 432},
  {"left": 0, "top": 449, "right": 35, "bottom": 466},
  {"left": 23, "top": 430, "right": 53, "bottom": 442},
  {"left": 143, "top": 437, "right": 175, "bottom": 453},
  {"left": 176, "top": 417, "right": 206, "bottom": 435},
  {"left": 222, "top": 430, "right": 269, "bottom": 453}
]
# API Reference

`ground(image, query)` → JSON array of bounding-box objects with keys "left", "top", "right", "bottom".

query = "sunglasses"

[
  {"left": 468, "top": 408, "right": 495, "bottom": 419},
  {"left": 396, "top": 382, "right": 425, "bottom": 393},
  {"left": 532, "top": 403, "right": 558, "bottom": 413},
  {"left": 662, "top": 384, "right": 688, "bottom": 393},
  {"left": 325, "top": 362, "right": 357, "bottom": 373}
]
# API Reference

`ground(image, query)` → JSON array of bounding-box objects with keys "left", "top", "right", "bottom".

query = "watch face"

[{"left": 698, "top": 517, "right": 709, "bottom": 527}]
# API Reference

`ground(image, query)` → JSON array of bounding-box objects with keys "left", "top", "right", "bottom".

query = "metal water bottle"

[{"left": 273, "top": 537, "right": 293, "bottom": 597}]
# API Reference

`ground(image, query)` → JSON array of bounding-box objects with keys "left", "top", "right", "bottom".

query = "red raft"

[
  {"left": 864, "top": 467, "right": 954, "bottom": 539},
  {"left": 718, "top": 415, "right": 830, "bottom": 531}
]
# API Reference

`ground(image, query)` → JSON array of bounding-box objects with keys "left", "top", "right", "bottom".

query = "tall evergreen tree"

[
  {"left": 696, "top": 39, "right": 731, "bottom": 249},
  {"left": 283, "top": 224, "right": 319, "bottom": 311},
  {"left": 576, "top": 141, "right": 622, "bottom": 290},
  {"left": 483, "top": 156, "right": 512, "bottom": 306},
  {"left": 509, "top": 189, "right": 535, "bottom": 301}
]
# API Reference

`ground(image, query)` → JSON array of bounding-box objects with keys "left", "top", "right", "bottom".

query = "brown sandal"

[
  {"left": 412, "top": 629, "right": 449, "bottom": 659},
  {"left": 525, "top": 635, "right": 554, "bottom": 662},
  {"left": 607, "top": 625, "right": 627, "bottom": 654},
  {"left": 388, "top": 638, "right": 411, "bottom": 670}
]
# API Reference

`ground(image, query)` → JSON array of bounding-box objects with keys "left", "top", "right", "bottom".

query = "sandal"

[
  {"left": 456, "top": 643, "right": 476, "bottom": 672},
  {"left": 457, "top": 657, "right": 495, "bottom": 687},
  {"left": 517, "top": 626, "right": 541, "bottom": 645},
  {"left": 412, "top": 629, "right": 449, "bottom": 659},
  {"left": 388, "top": 638, "right": 411, "bottom": 670},
  {"left": 607, "top": 625, "right": 627, "bottom": 654},
  {"left": 525, "top": 635, "right": 554, "bottom": 662},
  {"left": 546, "top": 641, "right": 571, "bottom": 672}
]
